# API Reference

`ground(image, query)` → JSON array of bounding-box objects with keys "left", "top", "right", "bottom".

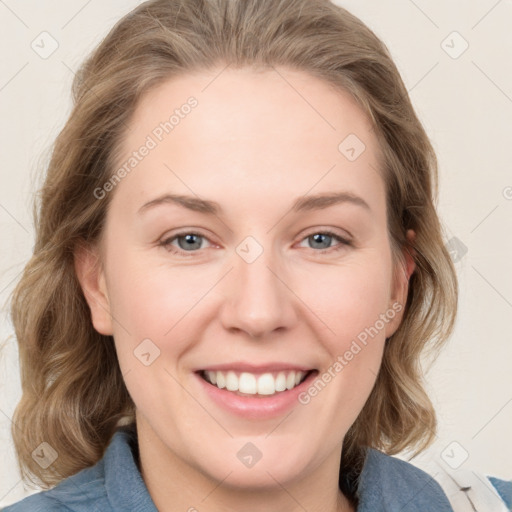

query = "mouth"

[{"left": 196, "top": 368, "right": 318, "bottom": 398}]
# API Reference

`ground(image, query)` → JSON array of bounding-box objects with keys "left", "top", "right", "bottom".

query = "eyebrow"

[{"left": 137, "top": 191, "right": 371, "bottom": 216}]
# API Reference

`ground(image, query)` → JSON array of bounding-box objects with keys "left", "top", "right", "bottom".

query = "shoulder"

[
  {"left": 357, "top": 448, "right": 455, "bottom": 511},
  {"left": 2, "top": 492, "right": 70, "bottom": 512},
  {"left": 1, "top": 462, "right": 108, "bottom": 512},
  {"left": 488, "top": 476, "right": 512, "bottom": 510},
  {"left": 2, "top": 426, "right": 155, "bottom": 512},
  {"left": 2, "top": 441, "right": 111, "bottom": 512}
]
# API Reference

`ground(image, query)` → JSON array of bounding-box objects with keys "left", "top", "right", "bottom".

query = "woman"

[{"left": 4, "top": 0, "right": 511, "bottom": 511}]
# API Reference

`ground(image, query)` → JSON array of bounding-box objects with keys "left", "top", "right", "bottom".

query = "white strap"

[
  {"left": 435, "top": 467, "right": 509, "bottom": 512},
  {"left": 407, "top": 455, "right": 509, "bottom": 512}
]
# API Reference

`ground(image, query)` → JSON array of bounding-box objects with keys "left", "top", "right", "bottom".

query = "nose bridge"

[{"left": 219, "top": 234, "right": 297, "bottom": 338}]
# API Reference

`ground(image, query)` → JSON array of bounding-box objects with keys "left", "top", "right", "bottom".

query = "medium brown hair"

[{"left": 9, "top": 0, "right": 457, "bottom": 496}]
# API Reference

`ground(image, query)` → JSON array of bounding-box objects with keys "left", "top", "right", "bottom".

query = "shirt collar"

[{"left": 103, "top": 425, "right": 158, "bottom": 511}]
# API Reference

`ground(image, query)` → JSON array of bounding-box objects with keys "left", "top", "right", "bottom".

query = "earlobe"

[
  {"left": 403, "top": 230, "right": 417, "bottom": 281},
  {"left": 397, "top": 229, "right": 417, "bottom": 294},
  {"left": 74, "top": 242, "right": 114, "bottom": 336},
  {"left": 385, "top": 229, "right": 417, "bottom": 339}
]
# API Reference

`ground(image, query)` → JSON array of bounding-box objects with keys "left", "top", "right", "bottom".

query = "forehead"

[{"left": 111, "top": 66, "right": 385, "bottom": 216}]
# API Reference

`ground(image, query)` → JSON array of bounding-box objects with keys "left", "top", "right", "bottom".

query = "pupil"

[
  {"left": 311, "top": 233, "right": 330, "bottom": 249},
  {"left": 180, "top": 234, "right": 201, "bottom": 250}
]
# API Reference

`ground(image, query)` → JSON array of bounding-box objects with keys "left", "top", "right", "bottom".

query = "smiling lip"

[{"left": 194, "top": 367, "right": 319, "bottom": 420}]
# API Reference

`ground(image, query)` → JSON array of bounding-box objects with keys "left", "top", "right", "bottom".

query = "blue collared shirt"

[{"left": 3, "top": 426, "right": 511, "bottom": 511}]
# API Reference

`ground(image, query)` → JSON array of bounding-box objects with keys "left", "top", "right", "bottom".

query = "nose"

[{"left": 219, "top": 246, "right": 298, "bottom": 339}]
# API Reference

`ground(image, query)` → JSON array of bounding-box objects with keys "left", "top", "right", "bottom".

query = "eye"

[
  {"left": 297, "top": 230, "right": 352, "bottom": 254},
  {"left": 159, "top": 231, "right": 212, "bottom": 257},
  {"left": 159, "top": 229, "right": 352, "bottom": 257}
]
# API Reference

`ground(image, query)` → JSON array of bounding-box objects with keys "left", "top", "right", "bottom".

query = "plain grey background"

[{"left": 1, "top": 0, "right": 511, "bottom": 506}]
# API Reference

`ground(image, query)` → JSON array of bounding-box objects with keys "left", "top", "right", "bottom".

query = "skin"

[{"left": 75, "top": 66, "right": 415, "bottom": 512}]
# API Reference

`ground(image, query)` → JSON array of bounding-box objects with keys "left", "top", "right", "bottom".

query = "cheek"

[
  {"left": 300, "top": 255, "right": 393, "bottom": 410},
  {"left": 105, "top": 248, "right": 199, "bottom": 335},
  {"left": 297, "top": 263, "right": 392, "bottom": 424},
  {"left": 304, "top": 257, "right": 394, "bottom": 341}
]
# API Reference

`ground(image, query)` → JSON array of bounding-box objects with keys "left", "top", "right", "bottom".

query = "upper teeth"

[{"left": 204, "top": 370, "right": 307, "bottom": 396}]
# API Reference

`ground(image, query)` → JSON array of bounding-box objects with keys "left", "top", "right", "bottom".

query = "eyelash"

[{"left": 158, "top": 229, "right": 352, "bottom": 257}]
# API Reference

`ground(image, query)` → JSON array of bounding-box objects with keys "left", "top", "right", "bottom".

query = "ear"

[
  {"left": 74, "top": 241, "right": 114, "bottom": 336},
  {"left": 385, "top": 229, "right": 416, "bottom": 339}
]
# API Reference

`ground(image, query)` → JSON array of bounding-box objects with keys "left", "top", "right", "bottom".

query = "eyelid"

[
  {"left": 159, "top": 226, "right": 353, "bottom": 257},
  {"left": 159, "top": 229, "right": 215, "bottom": 251},
  {"left": 299, "top": 226, "right": 353, "bottom": 243},
  {"left": 295, "top": 228, "right": 353, "bottom": 254}
]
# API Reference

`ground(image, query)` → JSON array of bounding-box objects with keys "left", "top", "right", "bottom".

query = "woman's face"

[{"left": 77, "top": 67, "right": 412, "bottom": 490}]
